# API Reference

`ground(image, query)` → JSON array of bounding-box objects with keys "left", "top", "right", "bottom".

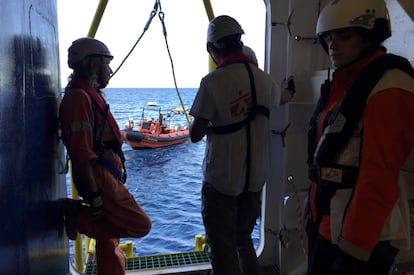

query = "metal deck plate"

[{"left": 84, "top": 251, "right": 211, "bottom": 275}]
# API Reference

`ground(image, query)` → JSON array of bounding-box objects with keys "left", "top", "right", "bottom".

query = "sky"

[{"left": 57, "top": 0, "right": 266, "bottom": 88}]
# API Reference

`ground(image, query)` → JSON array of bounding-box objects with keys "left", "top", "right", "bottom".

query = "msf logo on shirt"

[{"left": 231, "top": 90, "right": 252, "bottom": 118}]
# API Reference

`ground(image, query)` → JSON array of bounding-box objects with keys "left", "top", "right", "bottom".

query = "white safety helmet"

[
  {"left": 68, "top": 37, "right": 113, "bottom": 69},
  {"left": 316, "top": 0, "right": 391, "bottom": 52},
  {"left": 207, "top": 15, "right": 244, "bottom": 48}
]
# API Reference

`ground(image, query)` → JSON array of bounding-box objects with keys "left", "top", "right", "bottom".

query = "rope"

[
  {"left": 110, "top": 1, "right": 159, "bottom": 78},
  {"left": 110, "top": 0, "right": 190, "bottom": 124},
  {"left": 157, "top": 7, "right": 190, "bottom": 124}
]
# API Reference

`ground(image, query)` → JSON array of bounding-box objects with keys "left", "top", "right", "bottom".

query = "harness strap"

[
  {"left": 100, "top": 159, "right": 124, "bottom": 183},
  {"left": 244, "top": 62, "right": 255, "bottom": 192},
  {"left": 307, "top": 52, "right": 414, "bottom": 222},
  {"left": 308, "top": 53, "right": 414, "bottom": 172},
  {"left": 307, "top": 68, "right": 331, "bottom": 166},
  {"left": 209, "top": 62, "right": 269, "bottom": 193},
  {"left": 210, "top": 105, "right": 269, "bottom": 135},
  {"left": 210, "top": 63, "right": 269, "bottom": 135},
  {"left": 92, "top": 103, "right": 126, "bottom": 183},
  {"left": 308, "top": 164, "right": 358, "bottom": 189},
  {"left": 316, "top": 53, "right": 414, "bottom": 165}
]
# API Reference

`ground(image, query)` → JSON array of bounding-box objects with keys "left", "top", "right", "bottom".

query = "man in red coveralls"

[
  {"left": 305, "top": 0, "right": 414, "bottom": 274},
  {"left": 59, "top": 37, "right": 151, "bottom": 275}
]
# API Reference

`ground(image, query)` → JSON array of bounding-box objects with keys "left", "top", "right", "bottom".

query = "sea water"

[{"left": 67, "top": 88, "right": 259, "bottom": 257}]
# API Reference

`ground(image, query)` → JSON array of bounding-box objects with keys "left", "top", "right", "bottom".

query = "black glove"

[
  {"left": 89, "top": 191, "right": 104, "bottom": 221},
  {"left": 330, "top": 250, "right": 363, "bottom": 275},
  {"left": 282, "top": 76, "right": 296, "bottom": 96},
  {"left": 287, "top": 77, "right": 296, "bottom": 96}
]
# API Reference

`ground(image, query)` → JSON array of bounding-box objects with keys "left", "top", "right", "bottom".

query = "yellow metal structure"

[
  {"left": 85, "top": 238, "right": 133, "bottom": 259},
  {"left": 195, "top": 234, "right": 206, "bottom": 252},
  {"left": 203, "top": 0, "right": 215, "bottom": 21},
  {"left": 203, "top": 0, "right": 216, "bottom": 72},
  {"left": 87, "top": 0, "right": 109, "bottom": 38}
]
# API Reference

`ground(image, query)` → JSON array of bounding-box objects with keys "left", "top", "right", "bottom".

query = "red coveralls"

[{"left": 59, "top": 78, "right": 151, "bottom": 275}]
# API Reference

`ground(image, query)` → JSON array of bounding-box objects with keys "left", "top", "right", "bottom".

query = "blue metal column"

[{"left": 0, "top": 0, "right": 68, "bottom": 274}]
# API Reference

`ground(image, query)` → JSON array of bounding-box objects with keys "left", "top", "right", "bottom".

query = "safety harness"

[
  {"left": 210, "top": 62, "right": 270, "bottom": 192},
  {"left": 66, "top": 79, "right": 127, "bottom": 183},
  {"left": 307, "top": 53, "right": 414, "bottom": 218},
  {"left": 92, "top": 103, "right": 127, "bottom": 183}
]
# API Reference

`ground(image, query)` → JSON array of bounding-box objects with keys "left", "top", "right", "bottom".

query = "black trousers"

[{"left": 306, "top": 219, "right": 398, "bottom": 275}]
